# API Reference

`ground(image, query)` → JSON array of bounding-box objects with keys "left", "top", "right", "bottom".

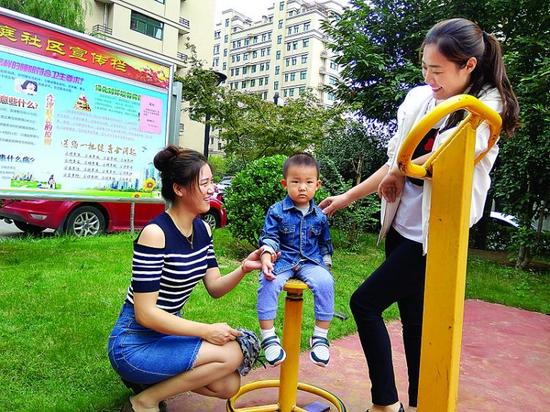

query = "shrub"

[
  {"left": 208, "top": 155, "right": 227, "bottom": 182},
  {"left": 224, "top": 155, "right": 287, "bottom": 246}
]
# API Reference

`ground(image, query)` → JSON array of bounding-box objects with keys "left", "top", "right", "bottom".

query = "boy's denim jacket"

[{"left": 259, "top": 195, "right": 333, "bottom": 275}]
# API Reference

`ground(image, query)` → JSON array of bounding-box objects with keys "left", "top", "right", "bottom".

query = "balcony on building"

[
  {"left": 177, "top": 52, "right": 188, "bottom": 62},
  {"left": 319, "top": 67, "right": 327, "bottom": 75},
  {"left": 177, "top": 17, "right": 191, "bottom": 33},
  {"left": 91, "top": 24, "right": 113, "bottom": 37}
]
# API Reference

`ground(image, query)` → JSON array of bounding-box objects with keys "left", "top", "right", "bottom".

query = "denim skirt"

[{"left": 107, "top": 303, "right": 202, "bottom": 384}]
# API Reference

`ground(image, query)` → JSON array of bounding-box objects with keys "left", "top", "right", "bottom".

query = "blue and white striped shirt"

[{"left": 125, "top": 213, "right": 218, "bottom": 314}]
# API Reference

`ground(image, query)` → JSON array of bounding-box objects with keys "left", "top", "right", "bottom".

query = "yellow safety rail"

[{"left": 396, "top": 95, "right": 502, "bottom": 411}]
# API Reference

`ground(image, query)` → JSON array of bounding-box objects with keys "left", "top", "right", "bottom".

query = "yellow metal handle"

[{"left": 397, "top": 94, "right": 502, "bottom": 179}]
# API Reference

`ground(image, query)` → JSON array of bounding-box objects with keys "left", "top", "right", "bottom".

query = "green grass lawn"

[{"left": 0, "top": 229, "right": 548, "bottom": 411}]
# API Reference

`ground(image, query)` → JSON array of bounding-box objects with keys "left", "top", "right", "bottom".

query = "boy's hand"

[{"left": 261, "top": 252, "right": 275, "bottom": 281}]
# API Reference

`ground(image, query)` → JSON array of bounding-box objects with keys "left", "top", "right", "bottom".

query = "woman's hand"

[
  {"left": 377, "top": 168, "right": 405, "bottom": 203},
  {"left": 202, "top": 322, "right": 241, "bottom": 345},
  {"left": 319, "top": 193, "right": 352, "bottom": 217},
  {"left": 241, "top": 247, "right": 279, "bottom": 274}
]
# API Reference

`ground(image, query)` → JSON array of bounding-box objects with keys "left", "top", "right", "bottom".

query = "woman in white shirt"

[{"left": 320, "top": 18, "right": 519, "bottom": 412}]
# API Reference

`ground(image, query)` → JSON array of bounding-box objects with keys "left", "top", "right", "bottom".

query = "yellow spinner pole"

[{"left": 396, "top": 95, "right": 502, "bottom": 411}]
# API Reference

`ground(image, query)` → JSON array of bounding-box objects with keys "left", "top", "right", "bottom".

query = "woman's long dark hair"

[{"left": 422, "top": 18, "right": 519, "bottom": 136}]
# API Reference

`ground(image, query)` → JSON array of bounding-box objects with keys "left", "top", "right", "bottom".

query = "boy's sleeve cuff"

[
  {"left": 323, "top": 255, "right": 333, "bottom": 267},
  {"left": 262, "top": 245, "right": 276, "bottom": 255}
]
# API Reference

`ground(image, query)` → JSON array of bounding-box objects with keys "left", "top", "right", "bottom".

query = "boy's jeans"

[{"left": 257, "top": 262, "right": 334, "bottom": 322}]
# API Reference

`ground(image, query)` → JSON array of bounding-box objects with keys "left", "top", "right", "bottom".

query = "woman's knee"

[
  {"left": 208, "top": 372, "right": 241, "bottom": 399},
  {"left": 195, "top": 341, "right": 243, "bottom": 370}
]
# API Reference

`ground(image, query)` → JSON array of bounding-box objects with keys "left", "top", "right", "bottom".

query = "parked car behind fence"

[{"left": 0, "top": 197, "right": 226, "bottom": 236}]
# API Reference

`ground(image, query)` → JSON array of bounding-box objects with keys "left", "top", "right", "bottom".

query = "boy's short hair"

[{"left": 283, "top": 153, "right": 320, "bottom": 178}]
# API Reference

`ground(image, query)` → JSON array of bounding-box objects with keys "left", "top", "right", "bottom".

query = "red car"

[{"left": 0, "top": 196, "right": 227, "bottom": 236}]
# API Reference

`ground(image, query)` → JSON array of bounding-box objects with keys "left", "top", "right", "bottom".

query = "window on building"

[
  {"left": 274, "top": 81, "right": 279, "bottom": 90},
  {"left": 283, "top": 88, "right": 288, "bottom": 97},
  {"left": 237, "top": 40, "right": 242, "bottom": 48},
  {"left": 278, "top": 19, "right": 284, "bottom": 29},
  {"left": 250, "top": 79, "right": 256, "bottom": 87},
  {"left": 267, "top": 47, "right": 271, "bottom": 55},
  {"left": 214, "top": 31, "right": 221, "bottom": 39},
  {"left": 299, "top": 86, "right": 306, "bottom": 95},
  {"left": 266, "top": 62, "right": 270, "bottom": 70},
  {"left": 223, "top": 48, "right": 227, "bottom": 56},
  {"left": 252, "top": 50, "right": 258, "bottom": 58},
  {"left": 300, "top": 70, "right": 307, "bottom": 80},
  {"left": 230, "top": 68, "right": 235, "bottom": 76},
  {"left": 243, "top": 67, "right": 248, "bottom": 74},
  {"left": 263, "top": 91, "right": 268, "bottom": 100},
  {"left": 212, "top": 58, "right": 219, "bottom": 67},
  {"left": 286, "top": 43, "right": 291, "bottom": 51},
  {"left": 329, "top": 76, "right": 337, "bottom": 85},
  {"left": 213, "top": 45, "right": 220, "bottom": 54},
  {"left": 231, "top": 55, "right": 235, "bottom": 63},
  {"left": 301, "top": 55, "right": 308, "bottom": 64},
  {"left": 289, "top": 88, "right": 295, "bottom": 96},
  {"left": 224, "top": 34, "right": 228, "bottom": 43},
  {"left": 259, "top": 78, "right": 264, "bottom": 86},
  {"left": 275, "top": 65, "right": 280, "bottom": 75},
  {"left": 330, "top": 61, "right": 338, "bottom": 70},
  {"left": 225, "top": 18, "right": 230, "bottom": 27},
  {"left": 276, "top": 51, "right": 281, "bottom": 60},
  {"left": 235, "top": 67, "right": 240, "bottom": 75},
  {"left": 251, "top": 65, "right": 257, "bottom": 73},
  {"left": 130, "top": 11, "right": 163, "bottom": 40},
  {"left": 234, "top": 82, "right": 238, "bottom": 89},
  {"left": 284, "top": 73, "right": 289, "bottom": 82},
  {"left": 242, "top": 81, "right": 247, "bottom": 88},
  {"left": 293, "top": 25, "right": 299, "bottom": 34},
  {"left": 243, "top": 53, "right": 249, "bottom": 61},
  {"left": 222, "top": 62, "right": 227, "bottom": 70},
  {"left": 290, "top": 72, "right": 296, "bottom": 81},
  {"left": 287, "top": 27, "right": 292, "bottom": 35},
  {"left": 277, "top": 35, "right": 282, "bottom": 44},
  {"left": 261, "top": 48, "right": 266, "bottom": 57},
  {"left": 262, "top": 33, "right": 267, "bottom": 42},
  {"left": 285, "top": 57, "right": 290, "bottom": 66},
  {"left": 260, "top": 63, "right": 265, "bottom": 71},
  {"left": 303, "top": 22, "right": 310, "bottom": 31},
  {"left": 236, "top": 54, "right": 241, "bottom": 62},
  {"left": 244, "top": 38, "right": 249, "bottom": 46},
  {"left": 253, "top": 36, "right": 258, "bottom": 44},
  {"left": 291, "top": 57, "right": 297, "bottom": 65},
  {"left": 264, "top": 77, "right": 268, "bottom": 85},
  {"left": 292, "top": 41, "right": 298, "bottom": 50},
  {"left": 303, "top": 39, "right": 309, "bottom": 48},
  {"left": 279, "top": 1, "right": 285, "bottom": 11}
]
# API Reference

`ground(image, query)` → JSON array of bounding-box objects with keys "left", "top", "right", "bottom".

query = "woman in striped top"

[{"left": 108, "top": 146, "right": 268, "bottom": 412}]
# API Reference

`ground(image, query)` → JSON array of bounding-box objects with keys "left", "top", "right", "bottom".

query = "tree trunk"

[{"left": 355, "top": 154, "right": 363, "bottom": 187}]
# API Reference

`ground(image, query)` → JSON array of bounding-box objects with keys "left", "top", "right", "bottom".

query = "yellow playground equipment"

[
  {"left": 228, "top": 94, "right": 501, "bottom": 412},
  {"left": 227, "top": 279, "right": 346, "bottom": 412},
  {"left": 397, "top": 94, "right": 502, "bottom": 411}
]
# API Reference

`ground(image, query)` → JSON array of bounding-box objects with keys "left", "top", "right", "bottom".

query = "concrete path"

[{"left": 168, "top": 300, "right": 550, "bottom": 411}]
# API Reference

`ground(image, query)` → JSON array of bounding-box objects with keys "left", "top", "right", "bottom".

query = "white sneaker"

[
  {"left": 309, "top": 335, "right": 330, "bottom": 367},
  {"left": 261, "top": 335, "right": 286, "bottom": 367}
]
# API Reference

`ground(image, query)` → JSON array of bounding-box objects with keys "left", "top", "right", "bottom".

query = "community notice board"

[{"left": 0, "top": 8, "right": 174, "bottom": 200}]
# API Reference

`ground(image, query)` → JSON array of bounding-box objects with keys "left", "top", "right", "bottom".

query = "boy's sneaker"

[
  {"left": 261, "top": 335, "right": 286, "bottom": 366},
  {"left": 309, "top": 335, "right": 330, "bottom": 367}
]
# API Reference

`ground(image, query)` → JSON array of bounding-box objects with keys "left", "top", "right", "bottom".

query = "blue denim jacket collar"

[{"left": 281, "top": 195, "right": 321, "bottom": 217}]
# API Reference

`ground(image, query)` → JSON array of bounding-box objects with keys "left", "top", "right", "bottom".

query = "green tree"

[
  {"left": 323, "top": 0, "right": 550, "bottom": 267},
  {"left": 0, "top": 0, "right": 89, "bottom": 32},
  {"left": 317, "top": 119, "right": 389, "bottom": 186},
  {"left": 177, "top": 44, "right": 344, "bottom": 162}
]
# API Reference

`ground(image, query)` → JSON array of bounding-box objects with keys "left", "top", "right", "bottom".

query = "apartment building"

[
  {"left": 213, "top": 0, "right": 342, "bottom": 104},
  {"left": 83, "top": 0, "right": 215, "bottom": 153},
  {"left": 209, "top": 0, "right": 343, "bottom": 154}
]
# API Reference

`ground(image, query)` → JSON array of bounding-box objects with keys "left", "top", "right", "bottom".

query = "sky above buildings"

[{"left": 214, "top": 0, "right": 351, "bottom": 23}]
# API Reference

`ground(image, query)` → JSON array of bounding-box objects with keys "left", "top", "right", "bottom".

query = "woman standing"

[
  {"left": 320, "top": 18, "right": 519, "bottom": 412},
  {"left": 108, "top": 146, "right": 269, "bottom": 412}
]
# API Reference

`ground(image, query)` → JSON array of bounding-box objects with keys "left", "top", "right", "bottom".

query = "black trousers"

[{"left": 350, "top": 227, "right": 426, "bottom": 407}]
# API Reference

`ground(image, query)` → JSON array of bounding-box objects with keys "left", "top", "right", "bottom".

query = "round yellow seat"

[{"left": 227, "top": 279, "right": 346, "bottom": 412}]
